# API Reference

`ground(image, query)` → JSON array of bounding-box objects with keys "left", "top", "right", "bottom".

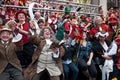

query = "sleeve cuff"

[{"left": 52, "top": 49, "right": 60, "bottom": 58}]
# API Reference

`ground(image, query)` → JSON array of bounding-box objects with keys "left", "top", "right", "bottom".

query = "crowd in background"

[{"left": 0, "top": 0, "right": 120, "bottom": 80}]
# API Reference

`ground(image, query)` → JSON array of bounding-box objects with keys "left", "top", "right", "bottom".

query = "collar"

[
  {"left": 19, "top": 21, "right": 25, "bottom": 25},
  {"left": 45, "top": 39, "right": 52, "bottom": 45},
  {"left": 1, "top": 40, "right": 9, "bottom": 45}
]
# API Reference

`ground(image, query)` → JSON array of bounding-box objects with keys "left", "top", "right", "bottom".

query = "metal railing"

[
  {"left": 42, "top": 0, "right": 99, "bottom": 16},
  {"left": 0, "top": 0, "right": 100, "bottom": 16}
]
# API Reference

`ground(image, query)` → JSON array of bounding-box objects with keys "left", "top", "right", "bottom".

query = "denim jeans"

[{"left": 62, "top": 62, "right": 79, "bottom": 80}]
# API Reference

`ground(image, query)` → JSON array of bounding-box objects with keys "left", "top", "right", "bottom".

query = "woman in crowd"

[
  {"left": 24, "top": 27, "right": 65, "bottom": 80},
  {"left": 77, "top": 31, "right": 97, "bottom": 80},
  {"left": 93, "top": 29, "right": 117, "bottom": 80}
]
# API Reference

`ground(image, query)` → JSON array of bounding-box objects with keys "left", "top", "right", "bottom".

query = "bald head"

[{"left": 34, "top": 11, "right": 41, "bottom": 20}]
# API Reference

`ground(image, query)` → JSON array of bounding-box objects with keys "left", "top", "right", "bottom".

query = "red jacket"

[{"left": 18, "top": 22, "right": 29, "bottom": 44}]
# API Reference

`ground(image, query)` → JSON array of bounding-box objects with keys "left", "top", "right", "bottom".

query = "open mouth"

[
  {"left": 2, "top": 37, "right": 9, "bottom": 40},
  {"left": 46, "top": 32, "right": 50, "bottom": 35}
]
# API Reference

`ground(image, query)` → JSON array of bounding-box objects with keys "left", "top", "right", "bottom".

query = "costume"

[
  {"left": 93, "top": 31, "right": 117, "bottom": 80},
  {"left": 48, "top": 14, "right": 58, "bottom": 33},
  {"left": 61, "top": 40, "right": 79, "bottom": 80},
  {"left": 24, "top": 35, "right": 65, "bottom": 80},
  {"left": 77, "top": 41, "right": 97, "bottom": 78},
  {"left": 5, "top": 20, "right": 23, "bottom": 43},
  {"left": 37, "top": 39, "right": 61, "bottom": 75},
  {"left": 15, "top": 10, "right": 35, "bottom": 68},
  {"left": 63, "top": 6, "right": 71, "bottom": 33},
  {"left": 111, "top": 29, "right": 120, "bottom": 80},
  {"left": 69, "top": 19, "right": 83, "bottom": 43},
  {"left": 56, "top": 6, "right": 70, "bottom": 41},
  {"left": 79, "top": 15, "right": 92, "bottom": 32},
  {"left": 4, "top": 8, "right": 15, "bottom": 23},
  {"left": 89, "top": 22, "right": 109, "bottom": 42},
  {"left": 107, "top": 13, "right": 118, "bottom": 32},
  {"left": 0, "top": 27, "right": 24, "bottom": 80}
]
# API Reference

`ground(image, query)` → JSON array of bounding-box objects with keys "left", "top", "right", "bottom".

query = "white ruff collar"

[{"left": 45, "top": 39, "right": 52, "bottom": 45}]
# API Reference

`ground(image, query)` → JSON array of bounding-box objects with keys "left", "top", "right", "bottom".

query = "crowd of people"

[{"left": 0, "top": 0, "right": 120, "bottom": 80}]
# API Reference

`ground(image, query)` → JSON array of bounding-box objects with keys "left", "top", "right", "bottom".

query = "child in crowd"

[{"left": 0, "top": 27, "right": 24, "bottom": 80}]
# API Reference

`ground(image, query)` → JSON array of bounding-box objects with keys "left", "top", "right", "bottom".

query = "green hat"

[
  {"left": 65, "top": 7, "right": 70, "bottom": 15},
  {"left": 56, "top": 24, "right": 64, "bottom": 41}
]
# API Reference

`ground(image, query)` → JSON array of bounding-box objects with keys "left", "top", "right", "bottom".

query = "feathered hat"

[
  {"left": 95, "top": 25, "right": 109, "bottom": 38},
  {"left": 5, "top": 20, "right": 17, "bottom": 28},
  {"left": 5, "top": 20, "right": 23, "bottom": 42}
]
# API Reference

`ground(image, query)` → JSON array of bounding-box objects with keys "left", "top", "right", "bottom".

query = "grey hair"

[
  {"left": 38, "top": 27, "right": 55, "bottom": 41},
  {"left": 93, "top": 16, "right": 102, "bottom": 25}
]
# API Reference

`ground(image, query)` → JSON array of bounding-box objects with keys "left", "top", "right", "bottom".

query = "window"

[{"left": 107, "top": 0, "right": 120, "bottom": 10}]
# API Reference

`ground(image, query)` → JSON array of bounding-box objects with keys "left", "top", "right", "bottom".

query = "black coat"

[{"left": 92, "top": 40, "right": 111, "bottom": 65}]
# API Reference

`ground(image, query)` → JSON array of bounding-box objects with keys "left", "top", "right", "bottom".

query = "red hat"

[
  {"left": 80, "top": 15, "right": 86, "bottom": 21},
  {"left": 15, "top": 10, "right": 27, "bottom": 20},
  {"left": 108, "top": 17, "right": 118, "bottom": 26},
  {"left": 100, "top": 24, "right": 108, "bottom": 32},
  {"left": 108, "top": 13, "right": 118, "bottom": 26},
  {"left": 95, "top": 24, "right": 109, "bottom": 38},
  {"left": 50, "top": 15, "right": 56, "bottom": 20},
  {"left": 7, "top": 8, "right": 15, "bottom": 14}
]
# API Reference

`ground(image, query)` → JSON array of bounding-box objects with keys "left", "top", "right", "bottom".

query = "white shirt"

[
  {"left": 1, "top": 41, "right": 9, "bottom": 48},
  {"left": 102, "top": 41, "right": 117, "bottom": 55}
]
